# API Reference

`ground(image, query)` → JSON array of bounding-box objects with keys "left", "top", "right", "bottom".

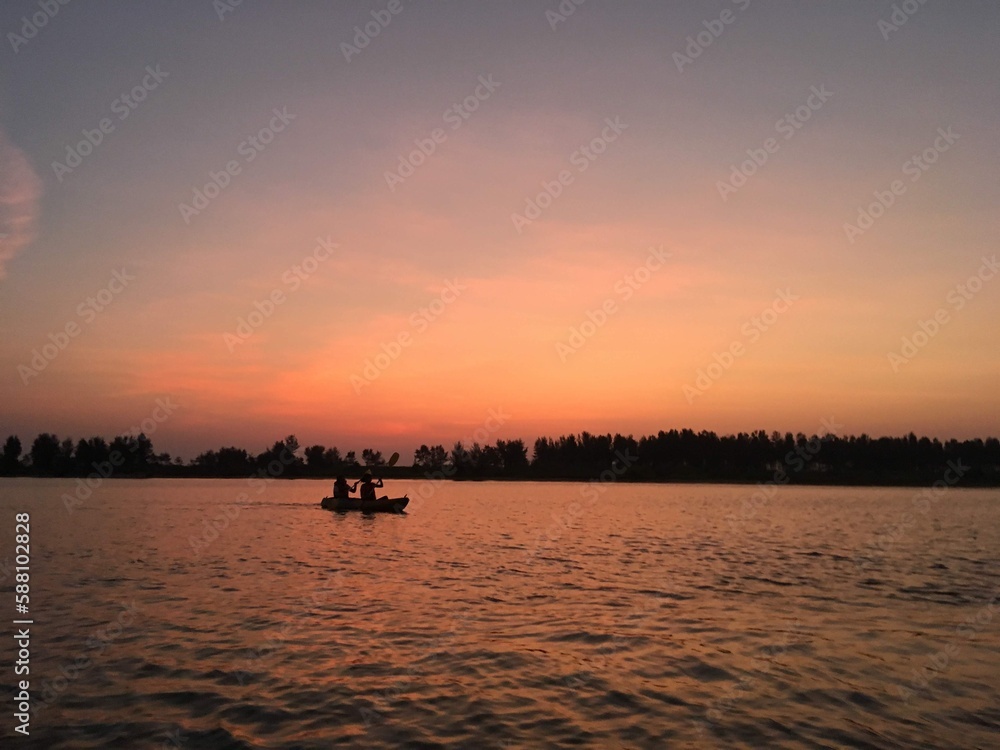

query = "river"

[{"left": 1, "top": 478, "right": 997, "bottom": 748}]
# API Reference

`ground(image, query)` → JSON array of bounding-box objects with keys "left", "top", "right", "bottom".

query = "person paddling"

[
  {"left": 332, "top": 475, "right": 357, "bottom": 500},
  {"left": 358, "top": 471, "right": 385, "bottom": 502}
]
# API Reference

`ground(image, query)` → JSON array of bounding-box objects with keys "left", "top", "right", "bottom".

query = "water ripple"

[{"left": 2, "top": 479, "right": 998, "bottom": 748}]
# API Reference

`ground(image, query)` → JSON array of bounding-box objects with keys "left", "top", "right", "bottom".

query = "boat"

[{"left": 320, "top": 496, "right": 409, "bottom": 513}]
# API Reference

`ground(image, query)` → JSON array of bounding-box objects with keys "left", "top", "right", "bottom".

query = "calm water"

[{"left": 1, "top": 478, "right": 998, "bottom": 749}]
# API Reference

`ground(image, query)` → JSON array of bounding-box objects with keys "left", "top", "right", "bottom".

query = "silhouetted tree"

[
  {"left": 304, "top": 445, "right": 344, "bottom": 475},
  {"left": 1, "top": 435, "right": 22, "bottom": 475},
  {"left": 497, "top": 439, "right": 529, "bottom": 476},
  {"left": 305, "top": 445, "right": 327, "bottom": 472},
  {"left": 29, "top": 433, "right": 61, "bottom": 476},
  {"left": 53, "top": 438, "right": 74, "bottom": 475},
  {"left": 413, "top": 444, "right": 448, "bottom": 473},
  {"left": 256, "top": 436, "right": 303, "bottom": 476},
  {"left": 5, "top": 426, "right": 999, "bottom": 485},
  {"left": 74, "top": 437, "right": 110, "bottom": 473},
  {"left": 194, "top": 446, "right": 255, "bottom": 476},
  {"left": 217, "top": 447, "right": 251, "bottom": 474},
  {"left": 450, "top": 441, "right": 469, "bottom": 477},
  {"left": 362, "top": 449, "right": 385, "bottom": 466},
  {"left": 464, "top": 442, "right": 500, "bottom": 476}
]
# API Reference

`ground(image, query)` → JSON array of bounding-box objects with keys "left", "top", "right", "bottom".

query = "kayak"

[{"left": 320, "top": 496, "right": 409, "bottom": 513}]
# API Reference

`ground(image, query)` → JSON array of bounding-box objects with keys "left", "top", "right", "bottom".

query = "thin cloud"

[{"left": 0, "top": 129, "right": 42, "bottom": 279}]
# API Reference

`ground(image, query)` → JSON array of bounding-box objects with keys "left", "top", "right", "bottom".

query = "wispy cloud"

[{"left": 0, "top": 129, "right": 42, "bottom": 279}]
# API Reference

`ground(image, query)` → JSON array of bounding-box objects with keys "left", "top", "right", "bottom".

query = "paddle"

[
  {"left": 361, "top": 452, "right": 399, "bottom": 501},
  {"left": 378, "top": 452, "right": 399, "bottom": 491}
]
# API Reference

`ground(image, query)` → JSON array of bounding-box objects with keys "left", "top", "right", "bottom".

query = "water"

[{"left": 1, "top": 478, "right": 998, "bottom": 749}]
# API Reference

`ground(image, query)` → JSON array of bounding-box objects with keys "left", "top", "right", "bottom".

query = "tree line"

[{"left": 1, "top": 429, "right": 999, "bottom": 486}]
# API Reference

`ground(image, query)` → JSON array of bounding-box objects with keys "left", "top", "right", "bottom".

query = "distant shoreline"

[
  {"left": 5, "top": 430, "right": 998, "bottom": 489},
  {"left": 2, "top": 473, "right": 998, "bottom": 490}
]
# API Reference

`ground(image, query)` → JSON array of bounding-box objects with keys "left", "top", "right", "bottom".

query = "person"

[
  {"left": 332, "top": 475, "right": 357, "bottom": 499},
  {"left": 358, "top": 471, "right": 384, "bottom": 501}
]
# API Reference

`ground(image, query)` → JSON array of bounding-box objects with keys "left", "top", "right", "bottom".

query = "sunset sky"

[{"left": 1, "top": 1, "right": 998, "bottom": 461}]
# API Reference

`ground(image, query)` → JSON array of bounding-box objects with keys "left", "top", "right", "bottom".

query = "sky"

[{"left": 1, "top": 0, "right": 998, "bottom": 462}]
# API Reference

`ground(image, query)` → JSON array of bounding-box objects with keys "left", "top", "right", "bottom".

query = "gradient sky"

[{"left": 1, "top": 0, "right": 998, "bottom": 461}]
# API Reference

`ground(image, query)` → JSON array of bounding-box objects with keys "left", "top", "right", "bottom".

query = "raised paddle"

[
  {"left": 361, "top": 452, "right": 399, "bottom": 502},
  {"left": 377, "top": 451, "right": 400, "bottom": 490}
]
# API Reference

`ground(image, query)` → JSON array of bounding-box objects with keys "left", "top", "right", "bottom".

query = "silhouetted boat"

[{"left": 320, "top": 496, "right": 409, "bottom": 513}]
